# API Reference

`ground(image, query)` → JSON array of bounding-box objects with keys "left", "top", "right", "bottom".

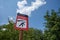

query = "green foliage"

[
  {"left": 0, "top": 23, "right": 43, "bottom": 40},
  {"left": 1, "top": 8, "right": 60, "bottom": 40},
  {"left": 44, "top": 8, "right": 60, "bottom": 40},
  {"left": 0, "top": 23, "right": 19, "bottom": 40}
]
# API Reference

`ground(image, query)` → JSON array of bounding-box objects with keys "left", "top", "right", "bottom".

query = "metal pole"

[{"left": 19, "top": 30, "right": 23, "bottom": 40}]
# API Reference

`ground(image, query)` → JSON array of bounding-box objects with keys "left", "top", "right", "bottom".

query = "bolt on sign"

[{"left": 15, "top": 13, "right": 28, "bottom": 30}]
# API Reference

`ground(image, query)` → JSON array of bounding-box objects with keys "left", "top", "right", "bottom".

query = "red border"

[{"left": 14, "top": 15, "right": 28, "bottom": 30}]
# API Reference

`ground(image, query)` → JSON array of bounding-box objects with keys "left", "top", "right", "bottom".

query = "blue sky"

[{"left": 0, "top": 0, "right": 60, "bottom": 30}]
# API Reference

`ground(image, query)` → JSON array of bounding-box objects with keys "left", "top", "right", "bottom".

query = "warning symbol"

[
  {"left": 15, "top": 13, "right": 28, "bottom": 30},
  {"left": 16, "top": 19, "right": 26, "bottom": 28}
]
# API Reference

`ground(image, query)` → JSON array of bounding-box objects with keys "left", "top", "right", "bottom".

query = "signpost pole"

[
  {"left": 15, "top": 13, "right": 28, "bottom": 40},
  {"left": 19, "top": 30, "right": 23, "bottom": 40}
]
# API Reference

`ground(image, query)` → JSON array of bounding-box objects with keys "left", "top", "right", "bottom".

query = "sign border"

[{"left": 14, "top": 13, "right": 28, "bottom": 30}]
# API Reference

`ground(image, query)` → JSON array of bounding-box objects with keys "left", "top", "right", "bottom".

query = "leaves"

[
  {"left": 0, "top": 23, "right": 43, "bottom": 40},
  {"left": 44, "top": 8, "right": 60, "bottom": 40}
]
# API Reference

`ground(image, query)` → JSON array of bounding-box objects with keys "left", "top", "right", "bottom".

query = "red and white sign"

[{"left": 15, "top": 13, "right": 28, "bottom": 30}]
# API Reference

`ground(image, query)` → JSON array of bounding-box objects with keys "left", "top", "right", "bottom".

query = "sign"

[{"left": 15, "top": 13, "right": 28, "bottom": 30}]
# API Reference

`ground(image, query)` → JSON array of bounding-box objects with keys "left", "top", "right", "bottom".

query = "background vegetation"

[{"left": 0, "top": 8, "right": 60, "bottom": 40}]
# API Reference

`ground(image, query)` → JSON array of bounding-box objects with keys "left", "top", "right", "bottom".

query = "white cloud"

[
  {"left": 8, "top": 16, "right": 14, "bottom": 21},
  {"left": 17, "top": 0, "right": 46, "bottom": 16},
  {"left": 8, "top": 16, "right": 15, "bottom": 23}
]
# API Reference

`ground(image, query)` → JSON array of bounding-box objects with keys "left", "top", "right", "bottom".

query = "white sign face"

[{"left": 16, "top": 19, "right": 26, "bottom": 28}]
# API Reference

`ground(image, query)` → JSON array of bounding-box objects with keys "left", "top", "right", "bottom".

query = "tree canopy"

[
  {"left": 0, "top": 22, "right": 43, "bottom": 40},
  {"left": 0, "top": 8, "right": 60, "bottom": 40},
  {"left": 44, "top": 9, "right": 60, "bottom": 40}
]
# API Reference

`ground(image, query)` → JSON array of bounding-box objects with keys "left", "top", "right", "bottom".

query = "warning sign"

[{"left": 15, "top": 13, "right": 28, "bottom": 30}]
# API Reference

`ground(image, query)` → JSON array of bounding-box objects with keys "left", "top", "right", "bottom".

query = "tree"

[
  {"left": 0, "top": 21, "right": 43, "bottom": 40},
  {"left": 44, "top": 9, "right": 60, "bottom": 40}
]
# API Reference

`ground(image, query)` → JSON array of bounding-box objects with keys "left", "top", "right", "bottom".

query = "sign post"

[
  {"left": 15, "top": 13, "right": 28, "bottom": 40},
  {"left": 19, "top": 30, "right": 23, "bottom": 40}
]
